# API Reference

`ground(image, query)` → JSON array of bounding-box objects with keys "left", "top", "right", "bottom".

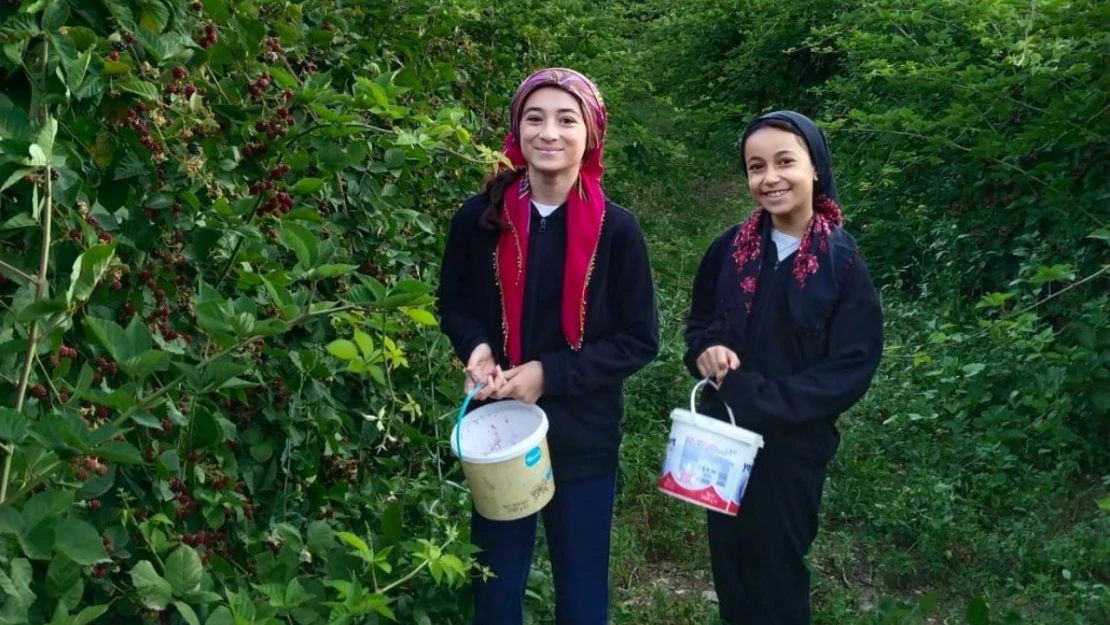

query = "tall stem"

[{"left": 2, "top": 41, "right": 52, "bottom": 505}]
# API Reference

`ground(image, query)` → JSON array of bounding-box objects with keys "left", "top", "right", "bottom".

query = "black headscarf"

[{"left": 721, "top": 110, "right": 859, "bottom": 339}]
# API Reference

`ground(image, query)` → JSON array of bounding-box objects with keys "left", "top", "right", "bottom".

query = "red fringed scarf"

[
  {"left": 731, "top": 195, "right": 844, "bottom": 313},
  {"left": 495, "top": 135, "right": 606, "bottom": 366}
]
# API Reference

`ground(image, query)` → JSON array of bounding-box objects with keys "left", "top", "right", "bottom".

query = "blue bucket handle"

[
  {"left": 455, "top": 382, "right": 486, "bottom": 461},
  {"left": 691, "top": 377, "right": 737, "bottom": 427}
]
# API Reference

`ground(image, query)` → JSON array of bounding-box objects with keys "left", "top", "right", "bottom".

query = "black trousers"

[{"left": 706, "top": 449, "right": 829, "bottom": 625}]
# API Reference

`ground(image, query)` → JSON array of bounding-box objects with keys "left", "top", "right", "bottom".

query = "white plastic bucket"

[
  {"left": 450, "top": 390, "right": 555, "bottom": 521},
  {"left": 658, "top": 378, "right": 764, "bottom": 516}
]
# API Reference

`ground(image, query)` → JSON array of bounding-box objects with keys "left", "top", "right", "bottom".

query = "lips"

[{"left": 763, "top": 189, "right": 790, "bottom": 198}]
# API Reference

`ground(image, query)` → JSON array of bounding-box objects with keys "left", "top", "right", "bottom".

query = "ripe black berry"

[{"left": 187, "top": 142, "right": 201, "bottom": 155}]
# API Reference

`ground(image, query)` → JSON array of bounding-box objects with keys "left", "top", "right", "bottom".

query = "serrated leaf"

[
  {"left": 67, "top": 242, "right": 117, "bottom": 305},
  {"left": 165, "top": 545, "right": 203, "bottom": 596},
  {"left": 354, "top": 330, "right": 374, "bottom": 360},
  {"left": 403, "top": 307, "right": 438, "bottom": 327},
  {"left": 326, "top": 340, "right": 358, "bottom": 361},
  {"left": 83, "top": 317, "right": 129, "bottom": 362},
  {"left": 336, "top": 532, "right": 370, "bottom": 558},
  {"left": 65, "top": 49, "right": 94, "bottom": 93},
  {"left": 94, "top": 440, "right": 143, "bottom": 464},
  {"left": 205, "top": 606, "right": 234, "bottom": 625},
  {"left": 16, "top": 295, "right": 68, "bottom": 322},
  {"left": 278, "top": 222, "right": 318, "bottom": 267},
  {"left": 54, "top": 517, "right": 110, "bottom": 565},
  {"left": 140, "top": 0, "right": 170, "bottom": 32},
  {"left": 201, "top": 0, "right": 229, "bottom": 23},
  {"left": 131, "top": 561, "right": 172, "bottom": 610},
  {"left": 117, "top": 77, "right": 160, "bottom": 101},
  {"left": 43, "top": 1, "right": 72, "bottom": 33},
  {"left": 0, "top": 407, "right": 26, "bottom": 443},
  {"left": 22, "top": 489, "right": 73, "bottom": 530},
  {"left": 102, "top": 0, "right": 136, "bottom": 28},
  {"left": 291, "top": 178, "right": 324, "bottom": 194},
  {"left": 47, "top": 555, "right": 84, "bottom": 611},
  {"left": 114, "top": 150, "right": 149, "bottom": 180}
]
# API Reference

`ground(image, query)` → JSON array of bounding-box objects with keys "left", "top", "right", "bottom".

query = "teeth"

[{"left": 765, "top": 189, "right": 788, "bottom": 197}]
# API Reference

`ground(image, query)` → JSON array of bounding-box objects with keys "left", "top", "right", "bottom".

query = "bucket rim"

[
  {"left": 669, "top": 408, "right": 765, "bottom": 448},
  {"left": 450, "top": 400, "right": 549, "bottom": 464}
]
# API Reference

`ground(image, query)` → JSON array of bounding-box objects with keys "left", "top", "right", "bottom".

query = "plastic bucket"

[
  {"left": 450, "top": 386, "right": 555, "bottom": 521},
  {"left": 657, "top": 378, "right": 765, "bottom": 516}
]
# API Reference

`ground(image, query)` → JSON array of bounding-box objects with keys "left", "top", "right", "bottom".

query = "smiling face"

[
  {"left": 743, "top": 126, "right": 818, "bottom": 227},
  {"left": 518, "top": 87, "right": 589, "bottom": 177}
]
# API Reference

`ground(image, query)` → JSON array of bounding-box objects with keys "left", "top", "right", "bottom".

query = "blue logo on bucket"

[{"left": 525, "top": 446, "right": 542, "bottom": 467}]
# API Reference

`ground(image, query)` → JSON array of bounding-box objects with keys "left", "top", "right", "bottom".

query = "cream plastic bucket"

[
  {"left": 450, "top": 388, "right": 555, "bottom": 521},
  {"left": 658, "top": 378, "right": 765, "bottom": 516}
]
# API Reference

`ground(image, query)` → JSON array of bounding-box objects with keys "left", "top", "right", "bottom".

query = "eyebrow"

[
  {"left": 523, "top": 107, "right": 582, "bottom": 116},
  {"left": 746, "top": 150, "right": 800, "bottom": 162}
]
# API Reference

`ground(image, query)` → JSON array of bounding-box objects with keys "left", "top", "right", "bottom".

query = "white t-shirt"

[
  {"left": 771, "top": 229, "right": 801, "bottom": 262},
  {"left": 533, "top": 201, "right": 561, "bottom": 217}
]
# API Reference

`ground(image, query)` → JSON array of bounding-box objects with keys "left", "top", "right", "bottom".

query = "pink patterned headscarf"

[{"left": 496, "top": 68, "right": 608, "bottom": 366}]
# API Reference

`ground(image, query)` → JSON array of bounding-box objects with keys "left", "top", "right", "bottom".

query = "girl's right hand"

[
  {"left": 696, "top": 345, "right": 741, "bottom": 383},
  {"left": 466, "top": 343, "right": 507, "bottom": 400}
]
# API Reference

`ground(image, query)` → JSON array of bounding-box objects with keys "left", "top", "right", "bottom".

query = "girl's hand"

[
  {"left": 493, "top": 361, "right": 545, "bottom": 404},
  {"left": 466, "top": 344, "right": 507, "bottom": 400},
  {"left": 696, "top": 345, "right": 740, "bottom": 383}
]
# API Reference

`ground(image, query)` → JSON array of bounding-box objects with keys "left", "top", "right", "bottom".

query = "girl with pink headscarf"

[{"left": 436, "top": 68, "right": 660, "bottom": 624}]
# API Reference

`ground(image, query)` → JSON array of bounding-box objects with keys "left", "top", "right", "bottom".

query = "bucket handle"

[
  {"left": 454, "top": 382, "right": 486, "bottom": 461},
  {"left": 691, "top": 377, "right": 737, "bottom": 427}
]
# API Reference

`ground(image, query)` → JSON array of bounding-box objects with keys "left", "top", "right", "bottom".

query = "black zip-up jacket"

[
  {"left": 436, "top": 193, "right": 660, "bottom": 482},
  {"left": 684, "top": 227, "right": 884, "bottom": 463}
]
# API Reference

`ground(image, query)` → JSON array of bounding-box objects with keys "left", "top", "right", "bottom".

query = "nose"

[
  {"left": 763, "top": 165, "right": 781, "bottom": 185},
  {"left": 539, "top": 119, "right": 559, "bottom": 141}
]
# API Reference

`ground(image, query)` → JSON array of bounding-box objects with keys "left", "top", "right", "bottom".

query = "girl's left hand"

[{"left": 493, "top": 361, "right": 545, "bottom": 404}]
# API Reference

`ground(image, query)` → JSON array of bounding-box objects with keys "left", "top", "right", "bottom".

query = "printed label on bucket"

[
  {"left": 524, "top": 446, "right": 543, "bottom": 467},
  {"left": 659, "top": 430, "right": 753, "bottom": 514}
]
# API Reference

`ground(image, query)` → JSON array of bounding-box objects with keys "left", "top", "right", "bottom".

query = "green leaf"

[
  {"left": 22, "top": 489, "right": 73, "bottom": 530},
  {"left": 67, "top": 242, "right": 117, "bottom": 305},
  {"left": 384, "top": 147, "right": 405, "bottom": 169},
  {"left": 47, "top": 554, "right": 84, "bottom": 611},
  {"left": 16, "top": 295, "right": 69, "bottom": 322},
  {"left": 54, "top": 517, "right": 110, "bottom": 565},
  {"left": 191, "top": 409, "right": 221, "bottom": 449},
  {"left": 65, "top": 49, "right": 94, "bottom": 94},
  {"left": 201, "top": 0, "right": 229, "bottom": 23},
  {"left": 0, "top": 407, "right": 28, "bottom": 442},
  {"left": 83, "top": 317, "right": 129, "bottom": 362},
  {"left": 336, "top": 532, "right": 371, "bottom": 558},
  {"left": 139, "top": 0, "right": 170, "bottom": 32},
  {"left": 278, "top": 222, "right": 318, "bottom": 267},
  {"left": 114, "top": 150, "right": 149, "bottom": 180},
  {"left": 102, "top": 0, "right": 136, "bottom": 28},
  {"left": 131, "top": 561, "right": 173, "bottom": 610},
  {"left": 94, "top": 440, "right": 144, "bottom": 464},
  {"left": 43, "top": 0, "right": 72, "bottom": 32},
  {"left": 311, "top": 263, "right": 358, "bottom": 279},
  {"left": 326, "top": 340, "right": 359, "bottom": 361},
  {"left": 175, "top": 602, "right": 201, "bottom": 625},
  {"left": 1097, "top": 497, "right": 1110, "bottom": 512},
  {"left": 291, "top": 178, "right": 324, "bottom": 194},
  {"left": 119, "top": 350, "right": 170, "bottom": 378},
  {"left": 191, "top": 228, "right": 223, "bottom": 260},
  {"left": 205, "top": 606, "right": 234, "bottom": 625},
  {"left": 72, "top": 605, "right": 109, "bottom": 625},
  {"left": 382, "top": 502, "right": 402, "bottom": 545},
  {"left": 967, "top": 598, "right": 990, "bottom": 625},
  {"left": 165, "top": 545, "right": 203, "bottom": 596},
  {"left": 354, "top": 330, "right": 374, "bottom": 360},
  {"left": 1089, "top": 229, "right": 1110, "bottom": 242},
  {"left": 403, "top": 307, "right": 438, "bottom": 327},
  {"left": 117, "top": 77, "right": 160, "bottom": 101}
]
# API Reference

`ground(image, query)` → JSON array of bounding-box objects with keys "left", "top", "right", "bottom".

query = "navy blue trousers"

[{"left": 469, "top": 472, "right": 617, "bottom": 625}]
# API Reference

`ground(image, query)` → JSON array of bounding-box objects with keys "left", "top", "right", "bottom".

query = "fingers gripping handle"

[{"left": 690, "top": 377, "right": 737, "bottom": 427}]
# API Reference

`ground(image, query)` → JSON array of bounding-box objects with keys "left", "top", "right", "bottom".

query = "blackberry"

[
  {"left": 50, "top": 170, "right": 59, "bottom": 181},
  {"left": 162, "top": 93, "right": 173, "bottom": 105},
  {"left": 187, "top": 142, "right": 201, "bottom": 155},
  {"left": 113, "top": 40, "right": 127, "bottom": 52}
]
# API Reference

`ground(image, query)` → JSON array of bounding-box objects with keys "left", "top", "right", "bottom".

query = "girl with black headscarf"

[{"left": 683, "top": 111, "right": 884, "bottom": 624}]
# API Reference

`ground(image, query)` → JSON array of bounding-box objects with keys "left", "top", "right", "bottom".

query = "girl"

[
  {"left": 683, "top": 111, "right": 884, "bottom": 624},
  {"left": 436, "top": 68, "right": 659, "bottom": 625}
]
